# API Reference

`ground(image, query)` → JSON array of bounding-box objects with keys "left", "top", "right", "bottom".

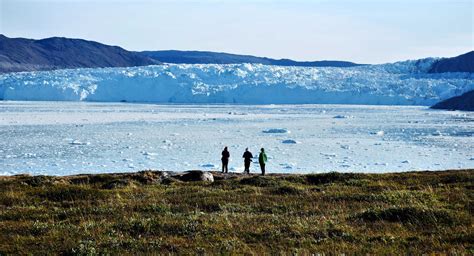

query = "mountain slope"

[
  {"left": 0, "top": 35, "right": 158, "bottom": 73},
  {"left": 431, "top": 90, "right": 474, "bottom": 111},
  {"left": 429, "top": 51, "right": 474, "bottom": 73},
  {"left": 140, "top": 50, "right": 363, "bottom": 67}
]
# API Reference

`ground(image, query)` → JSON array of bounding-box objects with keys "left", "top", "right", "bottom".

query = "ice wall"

[{"left": 1, "top": 59, "right": 473, "bottom": 105}]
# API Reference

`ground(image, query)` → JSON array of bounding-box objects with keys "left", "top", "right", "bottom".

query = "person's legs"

[
  {"left": 260, "top": 164, "right": 265, "bottom": 176},
  {"left": 224, "top": 161, "right": 228, "bottom": 173},
  {"left": 244, "top": 162, "right": 250, "bottom": 174}
]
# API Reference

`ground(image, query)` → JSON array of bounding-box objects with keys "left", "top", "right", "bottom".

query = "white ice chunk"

[
  {"left": 70, "top": 140, "right": 90, "bottom": 145},
  {"left": 371, "top": 131, "right": 385, "bottom": 136}
]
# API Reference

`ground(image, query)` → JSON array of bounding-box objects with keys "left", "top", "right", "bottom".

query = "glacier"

[{"left": 1, "top": 58, "right": 473, "bottom": 105}]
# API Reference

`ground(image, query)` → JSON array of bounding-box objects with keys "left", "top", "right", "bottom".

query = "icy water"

[{"left": 0, "top": 101, "right": 473, "bottom": 175}]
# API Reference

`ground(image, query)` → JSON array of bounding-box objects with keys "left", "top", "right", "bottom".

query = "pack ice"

[{"left": 1, "top": 59, "right": 473, "bottom": 105}]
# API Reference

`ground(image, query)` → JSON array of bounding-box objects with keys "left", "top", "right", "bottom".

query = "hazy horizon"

[{"left": 1, "top": 0, "right": 472, "bottom": 64}]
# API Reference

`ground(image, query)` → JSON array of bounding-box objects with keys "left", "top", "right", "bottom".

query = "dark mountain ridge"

[
  {"left": 139, "top": 50, "right": 363, "bottom": 67},
  {"left": 429, "top": 51, "right": 474, "bottom": 73},
  {"left": 431, "top": 90, "right": 474, "bottom": 111},
  {"left": 0, "top": 35, "right": 158, "bottom": 73},
  {"left": 1, "top": 35, "right": 472, "bottom": 74}
]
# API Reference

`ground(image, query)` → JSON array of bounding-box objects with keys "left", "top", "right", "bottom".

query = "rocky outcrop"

[
  {"left": 174, "top": 170, "right": 214, "bottom": 182},
  {"left": 431, "top": 90, "right": 474, "bottom": 111},
  {"left": 16, "top": 170, "right": 215, "bottom": 188},
  {"left": 429, "top": 51, "right": 474, "bottom": 73}
]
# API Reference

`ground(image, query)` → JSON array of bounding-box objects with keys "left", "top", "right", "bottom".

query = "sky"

[{"left": 0, "top": 0, "right": 472, "bottom": 64}]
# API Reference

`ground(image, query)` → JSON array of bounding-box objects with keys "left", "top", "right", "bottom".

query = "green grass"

[{"left": 0, "top": 170, "right": 472, "bottom": 254}]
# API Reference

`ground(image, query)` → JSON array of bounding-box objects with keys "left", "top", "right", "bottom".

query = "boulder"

[
  {"left": 133, "top": 170, "right": 169, "bottom": 184},
  {"left": 175, "top": 170, "right": 214, "bottom": 182}
]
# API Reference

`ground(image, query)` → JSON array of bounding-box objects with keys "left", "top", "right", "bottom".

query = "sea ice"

[
  {"left": 70, "top": 140, "right": 90, "bottom": 145},
  {"left": 0, "top": 102, "right": 473, "bottom": 175}
]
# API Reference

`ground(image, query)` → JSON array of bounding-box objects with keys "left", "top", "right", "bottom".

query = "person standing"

[
  {"left": 259, "top": 148, "right": 267, "bottom": 176},
  {"left": 221, "top": 147, "right": 230, "bottom": 173},
  {"left": 242, "top": 148, "right": 253, "bottom": 174}
]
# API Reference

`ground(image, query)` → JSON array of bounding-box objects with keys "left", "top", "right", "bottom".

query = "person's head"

[
  {"left": 261, "top": 148, "right": 265, "bottom": 152},
  {"left": 245, "top": 147, "right": 249, "bottom": 152},
  {"left": 224, "top": 146, "right": 228, "bottom": 151}
]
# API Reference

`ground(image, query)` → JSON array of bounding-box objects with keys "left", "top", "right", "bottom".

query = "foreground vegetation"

[{"left": 0, "top": 169, "right": 472, "bottom": 254}]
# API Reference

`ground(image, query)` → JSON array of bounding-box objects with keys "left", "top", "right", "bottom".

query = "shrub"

[
  {"left": 305, "top": 172, "right": 363, "bottom": 185},
  {"left": 354, "top": 206, "right": 456, "bottom": 227},
  {"left": 37, "top": 186, "right": 107, "bottom": 202}
]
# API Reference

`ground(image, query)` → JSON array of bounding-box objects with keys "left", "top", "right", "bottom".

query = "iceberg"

[{"left": 1, "top": 59, "right": 473, "bottom": 105}]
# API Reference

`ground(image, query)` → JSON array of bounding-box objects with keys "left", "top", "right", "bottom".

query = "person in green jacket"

[{"left": 259, "top": 148, "right": 267, "bottom": 176}]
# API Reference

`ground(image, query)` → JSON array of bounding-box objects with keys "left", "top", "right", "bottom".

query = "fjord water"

[{"left": 0, "top": 101, "right": 472, "bottom": 176}]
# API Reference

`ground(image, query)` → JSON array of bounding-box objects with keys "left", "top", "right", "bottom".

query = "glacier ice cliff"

[{"left": 1, "top": 59, "right": 473, "bottom": 105}]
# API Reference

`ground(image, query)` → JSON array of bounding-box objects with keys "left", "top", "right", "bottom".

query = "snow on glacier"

[{"left": 1, "top": 59, "right": 473, "bottom": 105}]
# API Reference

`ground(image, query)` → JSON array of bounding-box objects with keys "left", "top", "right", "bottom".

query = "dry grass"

[{"left": 0, "top": 169, "right": 472, "bottom": 254}]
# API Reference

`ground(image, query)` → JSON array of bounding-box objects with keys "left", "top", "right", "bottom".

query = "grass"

[{"left": 0, "top": 169, "right": 472, "bottom": 254}]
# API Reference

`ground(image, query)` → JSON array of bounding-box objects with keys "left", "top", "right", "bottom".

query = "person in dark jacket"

[
  {"left": 259, "top": 148, "right": 267, "bottom": 175},
  {"left": 221, "top": 146, "right": 230, "bottom": 173},
  {"left": 242, "top": 148, "right": 253, "bottom": 174}
]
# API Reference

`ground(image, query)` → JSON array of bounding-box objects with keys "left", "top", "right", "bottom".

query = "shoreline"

[{"left": 2, "top": 168, "right": 473, "bottom": 179}]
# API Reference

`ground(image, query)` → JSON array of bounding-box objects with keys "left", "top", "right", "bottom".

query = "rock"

[
  {"left": 161, "top": 177, "right": 183, "bottom": 185},
  {"left": 431, "top": 90, "right": 474, "bottom": 111},
  {"left": 133, "top": 171, "right": 169, "bottom": 185},
  {"left": 102, "top": 179, "right": 137, "bottom": 189},
  {"left": 175, "top": 170, "right": 214, "bottom": 182}
]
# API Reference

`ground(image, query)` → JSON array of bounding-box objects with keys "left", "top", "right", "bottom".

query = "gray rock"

[
  {"left": 175, "top": 170, "right": 214, "bottom": 182},
  {"left": 133, "top": 170, "right": 169, "bottom": 184}
]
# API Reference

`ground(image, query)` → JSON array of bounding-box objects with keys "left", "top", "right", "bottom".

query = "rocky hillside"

[
  {"left": 0, "top": 35, "right": 158, "bottom": 73},
  {"left": 429, "top": 51, "right": 474, "bottom": 73},
  {"left": 140, "top": 50, "right": 363, "bottom": 67},
  {"left": 431, "top": 90, "right": 474, "bottom": 111}
]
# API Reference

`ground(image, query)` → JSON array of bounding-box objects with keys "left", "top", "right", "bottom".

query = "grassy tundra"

[{"left": 0, "top": 170, "right": 472, "bottom": 254}]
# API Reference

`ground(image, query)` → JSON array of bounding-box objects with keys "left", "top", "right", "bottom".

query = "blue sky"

[{"left": 1, "top": 0, "right": 472, "bottom": 63}]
